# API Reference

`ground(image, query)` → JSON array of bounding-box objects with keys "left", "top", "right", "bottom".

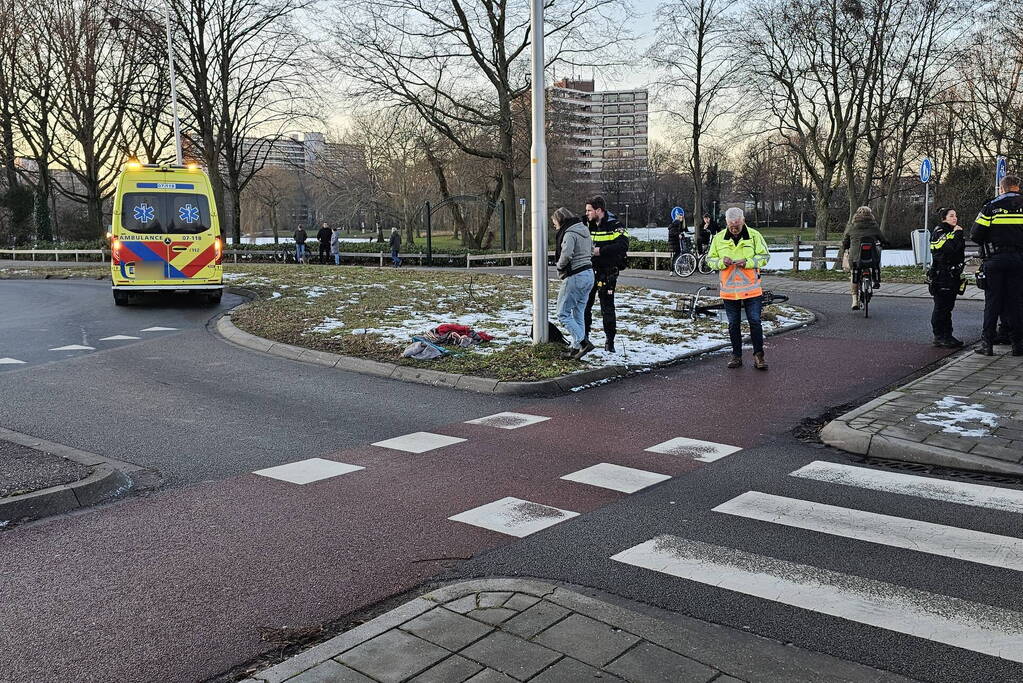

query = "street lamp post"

[
  {"left": 530, "top": 0, "right": 548, "bottom": 344},
  {"left": 164, "top": 0, "right": 183, "bottom": 165},
  {"left": 624, "top": 204, "right": 629, "bottom": 231}
]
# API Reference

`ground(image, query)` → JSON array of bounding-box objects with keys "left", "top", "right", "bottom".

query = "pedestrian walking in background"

[
  {"left": 316, "top": 222, "right": 332, "bottom": 264},
  {"left": 330, "top": 226, "right": 341, "bottom": 265},
  {"left": 389, "top": 227, "right": 402, "bottom": 267},
  {"left": 841, "top": 206, "right": 884, "bottom": 310},
  {"left": 293, "top": 224, "right": 307, "bottom": 263},
  {"left": 928, "top": 207, "right": 966, "bottom": 348},
  {"left": 972, "top": 174, "right": 1023, "bottom": 356},
  {"left": 668, "top": 212, "right": 686, "bottom": 270},
  {"left": 553, "top": 207, "right": 596, "bottom": 360},
  {"left": 584, "top": 195, "right": 630, "bottom": 352},
  {"left": 707, "top": 207, "right": 770, "bottom": 370}
]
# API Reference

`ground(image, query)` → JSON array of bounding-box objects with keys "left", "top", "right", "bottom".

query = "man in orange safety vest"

[{"left": 706, "top": 207, "right": 770, "bottom": 370}]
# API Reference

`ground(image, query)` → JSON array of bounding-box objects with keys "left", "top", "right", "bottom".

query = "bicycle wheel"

[
  {"left": 674, "top": 253, "right": 697, "bottom": 277},
  {"left": 861, "top": 281, "right": 872, "bottom": 318},
  {"left": 697, "top": 254, "right": 713, "bottom": 274}
]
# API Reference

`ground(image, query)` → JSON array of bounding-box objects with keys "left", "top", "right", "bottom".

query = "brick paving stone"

[
  {"left": 995, "top": 427, "right": 1023, "bottom": 440},
  {"left": 604, "top": 642, "right": 717, "bottom": 683},
  {"left": 408, "top": 655, "right": 483, "bottom": 683},
  {"left": 288, "top": 660, "right": 374, "bottom": 683},
  {"left": 503, "top": 593, "right": 541, "bottom": 612},
  {"left": 460, "top": 631, "right": 560, "bottom": 680},
  {"left": 466, "top": 607, "right": 519, "bottom": 625},
  {"left": 501, "top": 600, "right": 572, "bottom": 640},
  {"left": 922, "top": 433, "right": 979, "bottom": 452},
  {"left": 529, "top": 657, "right": 624, "bottom": 682},
  {"left": 970, "top": 443, "right": 1023, "bottom": 462},
  {"left": 401, "top": 607, "right": 493, "bottom": 651},
  {"left": 476, "top": 592, "right": 514, "bottom": 608},
  {"left": 464, "top": 669, "right": 517, "bottom": 683},
  {"left": 336, "top": 630, "right": 448, "bottom": 683},
  {"left": 533, "top": 614, "right": 641, "bottom": 668}
]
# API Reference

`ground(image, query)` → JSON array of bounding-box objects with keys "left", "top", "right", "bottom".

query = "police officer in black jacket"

[
  {"left": 928, "top": 207, "right": 966, "bottom": 348},
  {"left": 584, "top": 196, "right": 630, "bottom": 352},
  {"left": 972, "top": 174, "right": 1023, "bottom": 356}
]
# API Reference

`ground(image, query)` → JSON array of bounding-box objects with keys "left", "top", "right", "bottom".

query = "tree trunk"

[{"left": 813, "top": 191, "right": 832, "bottom": 270}]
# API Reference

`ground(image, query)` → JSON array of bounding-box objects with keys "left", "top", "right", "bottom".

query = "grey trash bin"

[{"left": 911, "top": 229, "right": 932, "bottom": 266}]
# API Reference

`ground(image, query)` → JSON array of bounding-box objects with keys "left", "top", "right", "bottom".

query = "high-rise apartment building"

[{"left": 548, "top": 78, "right": 650, "bottom": 203}]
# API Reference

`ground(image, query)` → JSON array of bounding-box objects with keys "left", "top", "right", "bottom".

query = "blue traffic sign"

[
  {"left": 670, "top": 206, "right": 685, "bottom": 222},
  {"left": 919, "top": 158, "right": 932, "bottom": 184},
  {"left": 996, "top": 156, "right": 1007, "bottom": 188}
]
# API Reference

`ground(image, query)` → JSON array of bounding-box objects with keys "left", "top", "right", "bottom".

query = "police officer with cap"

[{"left": 972, "top": 174, "right": 1023, "bottom": 356}]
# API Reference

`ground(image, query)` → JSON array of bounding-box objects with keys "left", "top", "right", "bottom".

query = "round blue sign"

[
  {"left": 919, "top": 158, "right": 932, "bottom": 183},
  {"left": 670, "top": 206, "right": 685, "bottom": 222}
]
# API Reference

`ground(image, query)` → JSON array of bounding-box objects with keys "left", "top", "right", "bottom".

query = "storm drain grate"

[{"left": 857, "top": 456, "right": 1023, "bottom": 490}]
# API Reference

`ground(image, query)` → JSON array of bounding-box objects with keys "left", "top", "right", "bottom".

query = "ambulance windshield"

[{"left": 121, "top": 193, "right": 213, "bottom": 235}]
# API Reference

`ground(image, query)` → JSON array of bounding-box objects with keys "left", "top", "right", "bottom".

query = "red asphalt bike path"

[{"left": 0, "top": 329, "right": 954, "bottom": 682}]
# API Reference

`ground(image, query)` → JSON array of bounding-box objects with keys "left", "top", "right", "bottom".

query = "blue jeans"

[
  {"left": 391, "top": 249, "right": 401, "bottom": 266},
  {"left": 333, "top": 253, "right": 340, "bottom": 265},
  {"left": 557, "top": 269, "right": 595, "bottom": 347},
  {"left": 295, "top": 243, "right": 305, "bottom": 262},
  {"left": 723, "top": 297, "right": 764, "bottom": 356}
]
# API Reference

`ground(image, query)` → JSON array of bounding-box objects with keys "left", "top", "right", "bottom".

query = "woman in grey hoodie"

[{"left": 553, "top": 207, "right": 596, "bottom": 359}]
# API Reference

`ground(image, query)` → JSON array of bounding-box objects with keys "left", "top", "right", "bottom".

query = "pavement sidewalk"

[
  {"left": 822, "top": 347, "right": 1023, "bottom": 475},
  {"left": 242, "top": 579, "right": 914, "bottom": 683}
]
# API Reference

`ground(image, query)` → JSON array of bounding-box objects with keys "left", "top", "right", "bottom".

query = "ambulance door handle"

[{"left": 172, "top": 245, "right": 187, "bottom": 252}]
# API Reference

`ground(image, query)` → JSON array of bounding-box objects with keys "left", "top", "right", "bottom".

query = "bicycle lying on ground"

[{"left": 683, "top": 286, "right": 790, "bottom": 318}]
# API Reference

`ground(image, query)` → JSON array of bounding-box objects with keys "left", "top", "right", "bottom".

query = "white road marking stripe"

[
  {"left": 612, "top": 536, "right": 1023, "bottom": 663},
  {"left": 645, "top": 437, "right": 742, "bottom": 462},
  {"left": 791, "top": 460, "right": 1023, "bottom": 515},
  {"left": 449, "top": 497, "right": 578, "bottom": 537},
  {"left": 139, "top": 326, "right": 178, "bottom": 332},
  {"left": 49, "top": 345, "right": 94, "bottom": 351},
  {"left": 0, "top": 358, "right": 26, "bottom": 364},
  {"left": 372, "top": 432, "right": 466, "bottom": 453},
  {"left": 253, "top": 458, "right": 364, "bottom": 485},
  {"left": 464, "top": 412, "right": 551, "bottom": 429},
  {"left": 99, "top": 335, "right": 142, "bottom": 341},
  {"left": 561, "top": 463, "right": 671, "bottom": 493},
  {"left": 713, "top": 491, "right": 1023, "bottom": 572}
]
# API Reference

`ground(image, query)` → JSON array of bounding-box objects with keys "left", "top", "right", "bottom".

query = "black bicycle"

[
  {"left": 852, "top": 238, "right": 881, "bottom": 318},
  {"left": 684, "top": 286, "right": 789, "bottom": 318},
  {"left": 672, "top": 236, "right": 713, "bottom": 277}
]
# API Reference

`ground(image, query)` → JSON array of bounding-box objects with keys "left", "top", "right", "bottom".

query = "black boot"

[
  {"left": 975, "top": 341, "right": 994, "bottom": 356},
  {"left": 945, "top": 335, "right": 964, "bottom": 348},
  {"left": 1013, "top": 343, "right": 1023, "bottom": 357},
  {"left": 604, "top": 339, "right": 616, "bottom": 353}
]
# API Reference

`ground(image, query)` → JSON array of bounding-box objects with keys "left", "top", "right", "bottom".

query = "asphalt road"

[{"left": 3, "top": 274, "right": 1017, "bottom": 683}]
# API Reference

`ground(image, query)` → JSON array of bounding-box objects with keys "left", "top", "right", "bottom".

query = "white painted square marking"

[
  {"left": 100, "top": 335, "right": 142, "bottom": 341},
  {"left": 464, "top": 412, "right": 551, "bottom": 430},
  {"left": 372, "top": 432, "right": 466, "bottom": 453},
  {"left": 561, "top": 463, "right": 671, "bottom": 493},
  {"left": 449, "top": 497, "right": 579, "bottom": 537},
  {"left": 49, "top": 345, "right": 95, "bottom": 351},
  {"left": 645, "top": 437, "right": 742, "bottom": 462},
  {"left": 0, "top": 358, "right": 26, "bottom": 364},
  {"left": 140, "top": 326, "right": 178, "bottom": 332},
  {"left": 253, "top": 458, "right": 364, "bottom": 485}
]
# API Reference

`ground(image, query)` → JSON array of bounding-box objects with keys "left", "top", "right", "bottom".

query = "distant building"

[{"left": 547, "top": 78, "right": 650, "bottom": 206}]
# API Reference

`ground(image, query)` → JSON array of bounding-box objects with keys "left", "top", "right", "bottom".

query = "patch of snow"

[
  {"left": 916, "top": 396, "right": 1000, "bottom": 438},
  {"left": 311, "top": 317, "right": 346, "bottom": 333},
  {"left": 222, "top": 272, "right": 250, "bottom": 281}
]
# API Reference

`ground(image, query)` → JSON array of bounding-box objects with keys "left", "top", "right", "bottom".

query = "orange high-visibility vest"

[{"left": 719, "top": 265, "right": 763, "bottom": 300}]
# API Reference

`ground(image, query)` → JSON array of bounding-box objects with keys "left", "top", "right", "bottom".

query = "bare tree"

[
  {"left": 647, "top": 0, "right": 740, "bottom": 240},
  {"left": 325, "top": 0, "right": 630, "bottom": 250}
]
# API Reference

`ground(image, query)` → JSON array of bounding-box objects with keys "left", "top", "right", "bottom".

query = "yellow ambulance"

[{"left": 109, "top": 162, "right": 224, "bottom": 305}]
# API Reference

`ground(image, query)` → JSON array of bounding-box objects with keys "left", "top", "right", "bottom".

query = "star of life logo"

[
  {"left": 133, "top": 203, "right": 155, "bottom": 223},
  {"left": 179, "top": 204, "right": 200, "bottom": 224}
]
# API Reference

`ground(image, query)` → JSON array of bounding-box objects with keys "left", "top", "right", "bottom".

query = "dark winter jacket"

[
  {"left": 842, "top": 217, "right": 883, "bottom": 266},
  {"left": 588, "top": 212, "right": 629, "bottom": 272},
  {"left": 972, "top": 192, "right": 1023, "bottom": 252},
  {"left": 317, "top": 226, "right": 332, "bottom": 245},
  {"left": 668, "top": 219, "right": 685, "bottom": 252},
  {"left": 293, "top": 227, "right": 307, "bottom": 244},
  {"left": 929, "top": 221, "right": 965, "bottom": 291},
  {"left": 555, "top": 218, "right": 593, "bottom": 279},
  {"left": 389, "top": 231, "right": 401, "bottom": 250}
]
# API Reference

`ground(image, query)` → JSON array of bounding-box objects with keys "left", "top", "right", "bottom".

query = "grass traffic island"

[
  {"left": 774, "top": 265, "right": 932, "bottom": 285},
  {"left": 224, "top": 265, "right": 813, "bottom": 382}
]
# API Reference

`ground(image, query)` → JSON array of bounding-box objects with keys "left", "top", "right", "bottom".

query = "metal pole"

[
  {"left": 923, "top": 181, "right": 929, "bottom": 233},
  {"left": 520, "top": 199, "right": 526, "bottom": 252},
  {"left": 165, "top": 0, "right": 183, "bottom": 165},
  {"left": 530, "top": 0, "right": 548, "bottom": 344}
]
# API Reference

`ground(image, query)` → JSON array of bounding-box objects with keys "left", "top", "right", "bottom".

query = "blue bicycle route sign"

[
  {"left": 996, "top": 156, "right": 1007, "bottom": 189},
  {"left": 670, "top": 206, "right": 685, "bottom": 222},
  {"left": 919, "top": 158, "right": 932, "bottom": 184}
]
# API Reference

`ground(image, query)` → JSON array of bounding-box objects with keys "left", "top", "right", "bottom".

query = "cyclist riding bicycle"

[{"left": 842, "top": 206, "right": 884, "bottom": 310}]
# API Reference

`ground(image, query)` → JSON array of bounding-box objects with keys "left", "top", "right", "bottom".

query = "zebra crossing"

[{"left": 612, "top": 460, "right": 1023, "bottom": 665}]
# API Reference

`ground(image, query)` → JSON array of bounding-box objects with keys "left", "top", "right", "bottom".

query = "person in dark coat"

[
  {"left": 841, "top": 206, "right": 884, "bottom": 310},
  {"left": 668, "top": 215, "right": 686, "bottom": 270},
  {"left": 293, "top": 225, "right": 307, "bottom": 263},
  {"left": 696, "top": 213, "right": 716, "bottom": 254},
  {"left": 388, "top": 227, "right": 402, "bottom": 267},
  {"left": 316, "top": 222, "right": 332, "bottom": 264},
  {"left": 583, "top": 195, "right": 630, "bottom": 352},
  {"left": 972, "top": 174, "right": 1023, "bottom": 356},
  {"left": 928, "top": 207, "right": 966, "bottom": 348}
]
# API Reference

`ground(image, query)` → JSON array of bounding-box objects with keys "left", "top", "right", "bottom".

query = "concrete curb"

[
  {"left": 0, "top": 427, "right": 158, "bottom": 525},
  {"left": 245, "top": 577, "right": 914, "bottom": 683},
  {"left": 216, "top": 288, "right": 815, "bottom": 396},
  {"left": 820, "top": 354, "right": 1023, "bottom": 476}
]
